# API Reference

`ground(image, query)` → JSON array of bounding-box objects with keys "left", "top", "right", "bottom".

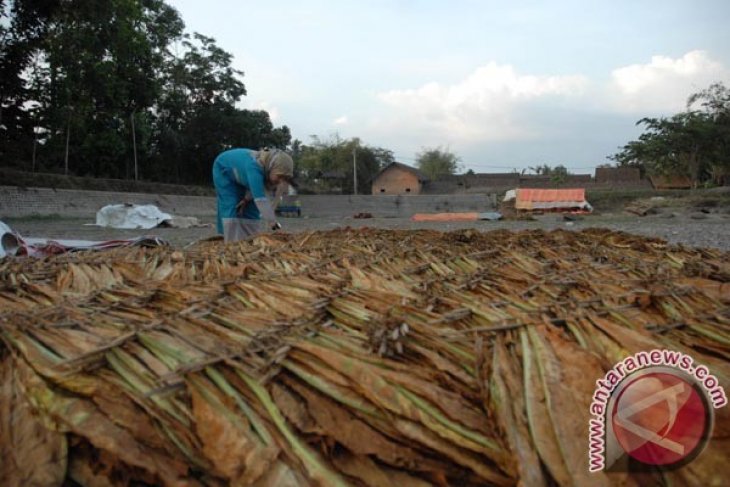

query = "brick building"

[{"left": 371, "top": 162, "right": 429, "bottom": 195}]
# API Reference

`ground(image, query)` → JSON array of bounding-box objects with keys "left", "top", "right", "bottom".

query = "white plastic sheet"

[
  {"left": 0, "top": 219, "right": 166, "bottom": 258},
  {"left": 0, "top": 221, "right": 21, "bottom": 258},
  {"left": 96, "top": 204, "right": 172, "bottom": 229}
]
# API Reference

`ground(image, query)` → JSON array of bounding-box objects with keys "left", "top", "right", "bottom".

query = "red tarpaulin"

[{"left": 514, "top": 188, "right": 592, "bottom": 212}]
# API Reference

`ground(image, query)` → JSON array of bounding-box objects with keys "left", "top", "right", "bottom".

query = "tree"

[
  {"left": 15, "top": 0, "right": 186, "bottom": 177},
  {"left": 528, "top": 164, "right": 550, "bottom": 176},
  {"left": 527, "top": 163, "right": 569, "bottom": 184},
  {"left": 149, "top": 31, "right": 292, "bottom": 184},
  {"left": 0, "top": 0, "right": 291, "bottom": 185},
  {"left": 611, "top": 113, "right": 717, "bottom": 186},
  {"left": 0, "top": 0, "right": 60, "bottom": 166},
  {"left": 296, "top": 135, "right": 393, "bottom": 194},
  {"left": 528, "top": 164, "right": 568, "bottom": 176},
  {"left": 415, "top": 146, "right": 461, "bottom": 180},
  {"left": 687, "top": 82, "right": 730, "bottom": 184},
  {"left": 610, "top": 82, "right": 730, "bottom": 186}
]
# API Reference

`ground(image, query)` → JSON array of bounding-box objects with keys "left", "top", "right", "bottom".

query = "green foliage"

[
  {"left": 528, "top": 164, "right": 569, "bottom": 176},
  {"left": 0, "top": 0, "right": 291, "bottom": 185},
  {"left": 415, "top": 146, "right": 461, "bottom": 180},
  {"left": 0, "top": 0, "right": 59, "bottom": 164},
  {"left": 549, "top": 165, "right": 569, "bottom": 184},
  {"left": 527, "top": 163, "right": 570, "bottom": 183},
  {"left": 611, "top": 82, "right": 730, "bottom": 186},
  {"left": 295, "top": 135, "right": 394, "bottom": 194}
]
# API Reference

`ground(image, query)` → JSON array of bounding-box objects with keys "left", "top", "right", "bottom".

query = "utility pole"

[
  {"left": 352, "top": 147, "right": 358, "bottom": 195},
  {"left": 131, "top": 111, "right": 138, "bottom": 181},
  {"left": 64, "top": 109, "right": 71, "bottom": 175},
  {"left": 32, "top": 129, "right": 37, "bottom": 172}
]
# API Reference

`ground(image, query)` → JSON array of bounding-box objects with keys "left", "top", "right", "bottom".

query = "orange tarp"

[
  {"left": 411, "top": 212, "right": 479, "bottom": 222},
  {"left": 515, "top": 188, "right": 589, "bottom": 211}
]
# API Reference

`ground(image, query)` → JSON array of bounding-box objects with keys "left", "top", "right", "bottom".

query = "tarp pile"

[
  {"left": 96, "top": 204, "right": 173, "bottom": 229},
  {"left": 1, "top": 228, "right": 729, "bottom": 486},
  {"left": 95, "top": 204, "right": 208, "bottom": 229},
  {"left": 0, "top": 220, "right": 166, "bottom": 258},
  {"left": 502, "top": 188, "right": 593, "bottom": 214}
]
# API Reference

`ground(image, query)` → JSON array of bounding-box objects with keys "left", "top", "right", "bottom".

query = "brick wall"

[
  {"left": 371, "top": 168, "right": 422, "bottom": 195},
  {"left": 595, "top": 167, "right": 641, "bottom": 183},
  {"left": 465, "top": 174, "right": 520, "bottom": 187}
]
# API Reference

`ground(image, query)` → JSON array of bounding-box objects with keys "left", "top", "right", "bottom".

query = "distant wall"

[
  {"left": 422, "top": 173, "right": 649, "bottom": 194},
  {"left": 0, "top": 186, "right": 216, "bottom": 219},
  {"left": 595, "top": 167, "right": 641, "bottom": 183},
  {"left": 518, "top": 174, "right": 593, "bottom": 187},
  {"left": 0, "top": 186, "right": 499, "bottom": 219},
  {"left": 0, "top": 168, "right": 214, "bottom": 196},
  {"left": 464, "top": 174, "right": 520, "bottom": 188},
  {"left": 299, "top": 194, "right": 498, "bottom": 217},
  {"left": 423, "top": 180, "right": 469, "bottom": 194}
]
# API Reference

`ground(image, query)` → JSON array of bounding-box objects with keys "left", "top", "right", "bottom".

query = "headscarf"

[
  {"left": 254, "top": 149, "right": 294, "bottom": 179},
  {"left": 254, "top": 148, "right": 294, "bottom": 205}
]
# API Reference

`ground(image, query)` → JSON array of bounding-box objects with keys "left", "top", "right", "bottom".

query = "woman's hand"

[{"left": 235, "top": 190, "right": 254, "bottom": 213}]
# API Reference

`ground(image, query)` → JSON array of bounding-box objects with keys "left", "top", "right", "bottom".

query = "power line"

[
  {"left": 467, "top": 164, "right": 599, "bottom": 171},
  {"left": 392, "top": 154, "right": 600, "bottom": 172}
]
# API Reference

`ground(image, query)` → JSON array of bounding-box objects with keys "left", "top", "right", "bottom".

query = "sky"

[{"left": 168, "top": 0, "right": 730, "bottom": 173}]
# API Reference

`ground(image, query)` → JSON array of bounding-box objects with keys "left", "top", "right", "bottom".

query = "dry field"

[{"left": 4, "top": 208, "right": 730, "bottom": 250}]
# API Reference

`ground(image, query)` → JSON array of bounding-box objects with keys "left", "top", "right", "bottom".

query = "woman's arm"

[{"left": 244, "top": 164, "right": 278, "bottom": 222}]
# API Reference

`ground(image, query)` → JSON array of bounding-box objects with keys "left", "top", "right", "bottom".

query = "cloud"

[
  {"left": 608, "top": 50, "right": 730, "bottom": 113},
  {"left": 333, "top": 115, "right": 348, "bottom": 126},
  {"left": 367, "top": 51, "right": 730, "bottom": 156},
  {"left": 373, "top": 62, "right": 588, "bottom": 143}
]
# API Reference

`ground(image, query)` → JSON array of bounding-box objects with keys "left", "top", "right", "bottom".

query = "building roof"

[
  {"left": 372, "top": 162, "right": 430, "bottom": 183},
  {"left": 649, "top": 175, "right": 692, "bottom": 189}
]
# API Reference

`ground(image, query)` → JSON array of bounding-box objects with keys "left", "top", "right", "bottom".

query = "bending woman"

[{"left": 212, "top": 148, "right": 293, "bottom": 241}]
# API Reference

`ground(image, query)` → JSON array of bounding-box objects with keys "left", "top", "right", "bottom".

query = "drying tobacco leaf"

[
  {"left": 0, "top": 228, "right": 728, "bottom": 485},
  {"left": 0, "top": 355, "right": 67, "bottom": 487}
]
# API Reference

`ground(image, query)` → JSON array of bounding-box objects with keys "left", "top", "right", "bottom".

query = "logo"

[
  {"left": 611, "top": 371, "right": 709, "bottom": 466},
  {"left": 588, "top": 350, "right": 727, "bottom": 472}
]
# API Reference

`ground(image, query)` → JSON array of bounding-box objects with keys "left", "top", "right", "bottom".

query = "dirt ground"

[{"left": 5, "top": 208, "right": 730, "bottom": 251}]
